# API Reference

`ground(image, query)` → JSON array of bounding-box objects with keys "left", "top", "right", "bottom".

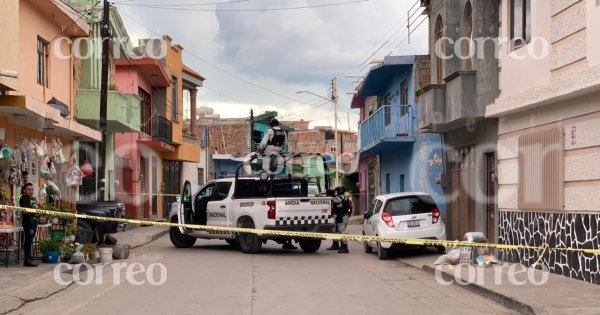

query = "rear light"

[
  {"left": 432, "top": 208, "right": 440, "bottom": 224},
  {"left": 382, "top": 211, "right": 394, "bottom": 228},
  {"left": 267, "top": 200, "right": 276, "bottom": 220}
]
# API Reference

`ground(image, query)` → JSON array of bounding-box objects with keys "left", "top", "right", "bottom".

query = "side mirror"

[{"left": 364, "top": 212, "right": 371, "bottom": 219}]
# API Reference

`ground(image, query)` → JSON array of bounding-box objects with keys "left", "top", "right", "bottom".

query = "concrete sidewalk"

[
  {"left": 346, "top": 224, "right": 600, "bottom": 315},
  {"left": 0, "top": 225, "right": 168, "bottom": 314}
]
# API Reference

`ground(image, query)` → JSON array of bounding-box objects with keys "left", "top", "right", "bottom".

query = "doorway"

[
  {"left": 448, "top": 145, "right": 476, "bottom": 240},
  {"left": 485, "top": 152, "right": 497, "bottom": 242}
]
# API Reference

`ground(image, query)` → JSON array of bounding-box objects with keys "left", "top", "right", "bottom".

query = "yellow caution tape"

[{"left": 3, "top": 204, "right": 600, "bottom": 255}]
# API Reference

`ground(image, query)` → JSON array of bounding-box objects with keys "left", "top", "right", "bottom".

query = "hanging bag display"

[{"left": 66, "top": 155, "right": 84, "bottom": 187}]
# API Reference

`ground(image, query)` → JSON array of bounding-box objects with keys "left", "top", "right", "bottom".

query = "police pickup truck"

[{"left": 168, "top": 153, "right": 334, "bottom": 254}]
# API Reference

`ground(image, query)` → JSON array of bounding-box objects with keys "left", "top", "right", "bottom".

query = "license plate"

[{"left": 407, "top": 220, "right": 420, "bottom": 228}]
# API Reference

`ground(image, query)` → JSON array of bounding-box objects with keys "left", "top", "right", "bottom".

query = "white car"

[{"left": 362, "top": 192, "right": 446, "bottom": 260}]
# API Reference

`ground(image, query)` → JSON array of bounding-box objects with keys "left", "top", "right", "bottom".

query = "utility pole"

[
  {"left": 332, "top": 76, "right": 339, "bottom": 187},
  {"left": 98, "top": 0, "right": 110, "bottom": 202}
]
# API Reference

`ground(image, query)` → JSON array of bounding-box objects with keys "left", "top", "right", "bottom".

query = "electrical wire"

[{"left": 114, "top": 0, "right": 369, "bottom": 12}]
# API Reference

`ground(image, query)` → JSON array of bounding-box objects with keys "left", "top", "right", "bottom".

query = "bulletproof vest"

[{"left": 268, "top": 129, "right": 285, "bottom": 146}]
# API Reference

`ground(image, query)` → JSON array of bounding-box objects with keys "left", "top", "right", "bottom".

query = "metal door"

[{"left": 163, "top": 160, "right": 181, "bottom": 219}]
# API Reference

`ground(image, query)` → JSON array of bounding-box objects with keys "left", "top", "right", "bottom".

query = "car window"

[
  {"left": 212, "top": 182, "right": 232, "bottom": 201},
  {"left": 195, "top": 184, "right": 215, "bottom": 204},
  {"left": 368, "top": 200, "right": 378, "bottom": 214},
  {"left": 384, "top": 195, "right": 437, "bottom": 216},
  {"left": 374, "top": 200, "right": 383, "bottom": 214}
]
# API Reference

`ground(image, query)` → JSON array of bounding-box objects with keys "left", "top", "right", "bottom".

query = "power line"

[
  {"left": 114, "top": 0, "right": 369, "bottom": 12},
  {"left": 113, "top": 0, "right": 250, "bottom": 6}
]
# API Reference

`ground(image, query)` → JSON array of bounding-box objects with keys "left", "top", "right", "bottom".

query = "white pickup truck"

[{"left": 168, "top": 173, "right": 335, "bottom": 254}]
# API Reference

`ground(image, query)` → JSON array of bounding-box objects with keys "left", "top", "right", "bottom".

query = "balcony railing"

[
  {"left": 139, "top": 115, "right": 173, "bottom": 144},
  {"left": 152, "top": 115, "right": 173, "bottom": 143},
  {"left": 359, "top": 105, "right": 414, "bottom": 152}
]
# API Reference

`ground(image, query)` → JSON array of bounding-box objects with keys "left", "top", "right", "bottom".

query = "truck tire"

[
  {"left": 76, "top": 220, "right": 96, "bottom": 244},
  {"left": 299, "top": 239, "right": 321, "bottom": 253},
  {"left": 169, "top": 218, "right": 196, "bottom": 248},
  {"left": 237, "top": 220, "right": 262, "bottom": 254}
]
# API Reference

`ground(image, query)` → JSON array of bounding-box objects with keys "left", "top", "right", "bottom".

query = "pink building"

[{"left": 114, "top": 57, "right": 170, "bottom": 218}]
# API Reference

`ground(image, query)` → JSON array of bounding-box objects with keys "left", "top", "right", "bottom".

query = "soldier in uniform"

[{"left": 328, "top": 186, "right": 351, "bottom": 253}]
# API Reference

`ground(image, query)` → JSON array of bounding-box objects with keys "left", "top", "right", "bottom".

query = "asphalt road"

[{"left": 10, "top": 235, "right": 519, "bottom": 315}]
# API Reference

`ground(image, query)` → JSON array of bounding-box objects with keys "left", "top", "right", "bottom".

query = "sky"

[{"left": 113, "top": 0, "right": 430, "bottom": 131}]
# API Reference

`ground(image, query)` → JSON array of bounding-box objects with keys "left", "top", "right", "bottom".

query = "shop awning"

[{"left": 0, "top": 95, "right": 101, "bottom": 141}]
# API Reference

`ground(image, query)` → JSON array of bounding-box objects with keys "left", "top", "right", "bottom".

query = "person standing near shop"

[{"left": 19, "top": 183, "right": 39, "bottom": 267}]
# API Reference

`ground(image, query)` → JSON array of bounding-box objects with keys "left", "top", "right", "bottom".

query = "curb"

[
  {"left": 130, "top": 228, "right": 169, "bottom": 249},
  {"left": 420, "top": 264, "right": 542, "bottom": 315}
]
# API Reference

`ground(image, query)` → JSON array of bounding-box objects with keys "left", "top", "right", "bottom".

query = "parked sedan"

[{"left": 362, "top": 192, "right": 446, "bottom": 260}]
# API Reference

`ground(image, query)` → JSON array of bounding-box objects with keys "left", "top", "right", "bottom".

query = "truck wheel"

[
  {"left": 299, "top": 239, "right": 321, "bottom": 253},
  {"left": 169, "top": 218, "right": 196, "bottom": 248},
  {"left": 76, "top": 220, "right": 96, "bottom": 244},
  {"left": 237, "top": 220, "right": 262, "bottom": 254},
  {"left": 377, "top": 242, "right": 388, "bottom": 260}
]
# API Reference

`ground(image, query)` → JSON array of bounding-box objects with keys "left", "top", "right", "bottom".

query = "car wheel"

[
  {"left": 363, "top": 233, "right": 372, "bottom": 253},
  {"left": 169, "top": 218, "right": 196, "bottom": 248},
  {"left": 75, "top": 220, "right": 96, "bottom": 244},
  {"left": 364, "top": 241, "right": 373, "bottom": 254},
  {"left": 377, "top": 242, "right": 388, "bottom": 260},
  {"left": 237, "top": 220, "right": 262, "bottom": 254},
  {"left": 225, "top": 239, "right": 239, "bottom": 248},
  {"left": 299, "top": 239, "right": 321, "bottom": 253}
]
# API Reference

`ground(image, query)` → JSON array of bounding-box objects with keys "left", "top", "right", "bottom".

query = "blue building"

[{"left": 352, "top": 55, "right": 445, "bottom": 214}]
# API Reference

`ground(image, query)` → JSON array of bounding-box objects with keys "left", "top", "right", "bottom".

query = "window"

[
  {"left": 462, "top": 1, "right": 473, "bottom": 70},
  {"left": 171, "top": 76, "right": 179, "bottom": 122},
  {"left": 384, "top": 195, "right": 437, "bottom": 216},
  {"left": 385, "top": 173, "right": 390, "bottom": 194},
  {"left": 434, "top": 15, "right": 445, "bottom": 84},
  {"left": 399, "top": 174, "right": 405, "bottom": 192},
  {"left": 139, "top": 88, "right": 152, "bottom": 135},
  {"left": 212, "top": 182, "right": 232, "bottom": 201},
  {"left": 400, "top": 80, "right": 409, "bottom": 116},
  {"left": 37, "top": 37, "right": 49, "bottom": 87},
  {"left": 510, "top": 0, "right": 531, "bottom": 48},
  {"left": 197, "top": 168, "right": 204, "bottom": 186},
  {"left": 374, "top": 200, "right": 383, "bottom": 214},
  {"left": 518, "top": 128, "right": 564, "bottom": 210},
  {"left": 194, "top": 183, "right": 215, "bottom": 205}
]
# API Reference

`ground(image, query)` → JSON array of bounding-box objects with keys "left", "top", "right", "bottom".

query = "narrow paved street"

[{"left": 11, "top": 235, "right": 518, "bottom": 315}]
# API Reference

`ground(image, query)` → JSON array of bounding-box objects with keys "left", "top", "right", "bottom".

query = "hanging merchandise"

[
  {"left": 0, "top": 145, "right": 13, "bottom": 160},
  {"left": 20, "top": 137, "right": 33, "bottom": 163},
  {"left": 66, "top": 155, "right": 84, "bottom": 187},
  {"left": 34, "top": 138, "right": 46, "bottom": 158},
  {"left": 40, "top": 157, "right": 51, "bottom": 179},
  {"left": 81, "top": 157, "right": 93, "bottom": 177},
  {"left": 12, "top": 145, "right": 23, "bottom": 166},
  {"left": 8, "top": 166, "right": 19, "bottom": 186},
  {"left": 39, "top": 183, "right": 47, "bottom": 201},
  {"left": 49, "top": 158, "right": 57, "bottom": 179},
  {"left": 52, "top": 138, "right": 65, "bottom": 164},
  {"left": 45, "top": 180, "right": 61, "bottom": 201}
]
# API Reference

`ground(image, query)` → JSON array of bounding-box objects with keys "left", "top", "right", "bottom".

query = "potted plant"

[
  {"left": 81, "top": 243, "right": 98, "bottom": 262},
  {"left": 39, "top": 238, "right": 63, "bottom": 264},
  {"left": 60, "top": 243, "right": 75, "bottom": 262},
  {"left": 64, "top": 224, "right": 77, "bottom": 243}
]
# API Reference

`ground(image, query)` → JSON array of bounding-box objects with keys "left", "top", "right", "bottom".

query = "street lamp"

[{"left": 296, "top": 79, "right": 340, "bottom": 188}]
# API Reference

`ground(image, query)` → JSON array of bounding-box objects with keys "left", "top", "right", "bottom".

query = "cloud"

[{"left": 116, "top": 0, "right": 428, "bottom": 131}]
